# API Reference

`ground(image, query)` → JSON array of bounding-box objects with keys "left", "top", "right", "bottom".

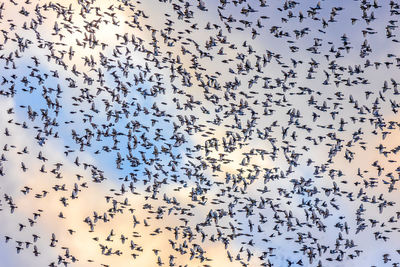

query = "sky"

[{"left": 0, "top": 0, "right": 400, "bottom": 266}]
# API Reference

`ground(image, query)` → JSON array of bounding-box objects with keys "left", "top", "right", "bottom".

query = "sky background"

[{"left": 0, "top": 0, "right": 400, "bottom": 266}]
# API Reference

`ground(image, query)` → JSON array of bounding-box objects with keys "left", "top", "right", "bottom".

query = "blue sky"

[{"left": 0, "top": 0, "right": 400, "bottom": 266}]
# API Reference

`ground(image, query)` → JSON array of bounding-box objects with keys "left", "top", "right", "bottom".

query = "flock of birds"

[{"left": 0, "top": 0, "right": 400, "bottom": 266}]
